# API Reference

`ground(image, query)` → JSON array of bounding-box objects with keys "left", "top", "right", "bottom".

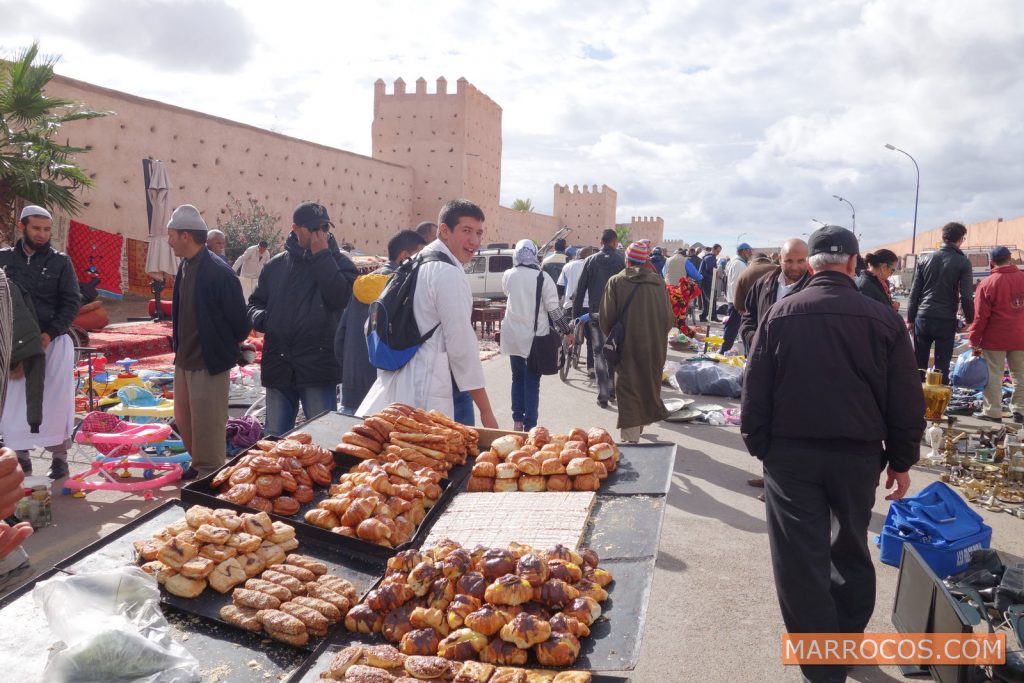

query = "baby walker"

[{"left": 103, "top": 385, "right": 191, "bottom": 476}]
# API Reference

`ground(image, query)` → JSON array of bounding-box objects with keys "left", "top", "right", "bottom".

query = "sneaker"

[
  {"left": 972, "top": 412, "right": 1002, "bottom": 423},
  {"left": 16, "top": 456, "right": 31, "bottom": 476},
  {"left": 47, "top": 458, "right": 69, "bottom": 480},
  {"left": 180, "top": 466, "right": 200, "bottom": 481}
]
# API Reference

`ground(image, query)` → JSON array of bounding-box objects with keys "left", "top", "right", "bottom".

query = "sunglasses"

[{"left": 303, "top": 223, "right": 332, "bottom": 232}]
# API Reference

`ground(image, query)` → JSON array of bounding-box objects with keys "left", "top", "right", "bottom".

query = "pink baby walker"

[{"left": 63, "top": 411, "right": 183, "bottom": 500}]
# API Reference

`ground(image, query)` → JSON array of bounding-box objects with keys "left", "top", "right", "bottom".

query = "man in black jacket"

[
  {"left": 741, "top": 226, "right": 924, "bottom": 683},
  {"left": 573, "top": 229, "right": 625, "bottom": 407},
  {"left": 249, "top": 201, "right": 358, "bottom": 436},
  {"left": 0, "top": 205, "right": 80, "bottom": 479},
  {"left": 906, "top": 222, "right": 974, "bottom": 383},
  {"left": 698, "top": 244, "right": 722, "bottom": 321},
  {"left": 739, "top": 238, "right": 810, "bottom": 352},
  {"left": 168, "top": 204, "right": 250, "bottom": 478}
]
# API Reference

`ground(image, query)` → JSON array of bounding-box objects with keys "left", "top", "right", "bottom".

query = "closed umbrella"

[{"left": 143, "top": 159, "right": 177, "bottom": 320}]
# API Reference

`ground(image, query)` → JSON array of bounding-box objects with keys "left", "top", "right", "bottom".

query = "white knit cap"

[
  {"left": 19, "top": 205, "right": 52, "bottom": 221},
  {"left": 167, "top": 204, "right": 208, "bottom": 232}
]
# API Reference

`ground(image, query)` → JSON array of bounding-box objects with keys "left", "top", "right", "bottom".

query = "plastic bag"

[
  {"left": 33, "top": 567, "right": 200, "bottom": 683},
  {"left": 675, "top": 361, "right": 743, "bottom": 398},
  {"left": 950, "top": 350, "right": 988, "bottom": 390}
]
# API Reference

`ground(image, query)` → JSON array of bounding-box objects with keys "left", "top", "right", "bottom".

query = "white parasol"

[{"left": 144, "top": 159, "right": 179, "bottom": 280}]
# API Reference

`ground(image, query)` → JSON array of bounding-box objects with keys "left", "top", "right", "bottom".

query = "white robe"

[
  {"left": 500, "top": 266, "right": 559, "bottom": 359},
  {"left": 0, "top": 333, "right": 75, "bottom": 450},
  {"left": 358, "top": 240, "right": 485, "bottom": 418}
]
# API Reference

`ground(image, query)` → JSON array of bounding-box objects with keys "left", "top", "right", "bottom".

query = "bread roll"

[
  {"left": 518, "top": 475, "right": 546, "bottom": 492},
  {"left": 493, "top": 479, "right": 519, "bottom": 493},
  {"left": 572, "top": 473, "right": 600, "bottom": 491},
  {"left": 565, "top": 457, "right": 596, "bottom": 476},
  {"left": 545, "top": 474, "right": 572, "bottom": 492}
]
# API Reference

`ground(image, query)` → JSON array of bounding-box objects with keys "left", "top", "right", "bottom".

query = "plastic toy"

[{"left": 65, "top": 422, "right": 182, "bottom": 500}]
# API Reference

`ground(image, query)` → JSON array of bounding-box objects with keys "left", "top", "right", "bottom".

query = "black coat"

[
  {"left": 0, "top": 240, "right": 80, "bottom": 338},
  {"left": 856, "top": 271, "right": 892, "bottom": 307},
  {"left": 739, "top": 267, "right": 811, "bottom": 351},
  {"left": 334, "top": 263, "right": 395, "bottom": 410},
  {"left": 249, "top": 232, "right": 358, "bottom": 388},
  {"left": 741, "top": 272, "right": 925, "bottom": 472},
  {"left": 907, "top": 243, "right": 974, "bottom": 324},
  {"left": 8, "top": 280, "right": 45, "bottom": 432},
  {"left": 572, "top": 246, "right": 625, "bottom": 320},
  {"left": 171, "top": 247, "right": 251, "bottom": 376}
]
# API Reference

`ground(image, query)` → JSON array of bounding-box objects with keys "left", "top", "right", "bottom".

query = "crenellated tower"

[
  {"left": 552, "top": 183, "right": 618, "bottom": 245},
  {"left": 628, "top": 216, "right": 665, "bottom": 245},
  {"left": 372, "top": 77, "right": 502, "bottom": 226}
]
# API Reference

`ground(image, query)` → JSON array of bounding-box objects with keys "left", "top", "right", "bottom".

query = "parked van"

[{"left": 465, "top": 228, "right": 573, "bottom": 299}]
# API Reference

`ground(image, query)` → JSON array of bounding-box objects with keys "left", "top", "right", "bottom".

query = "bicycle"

[{"left": 559, "top": 313, "right": 589, "bottom": 382}]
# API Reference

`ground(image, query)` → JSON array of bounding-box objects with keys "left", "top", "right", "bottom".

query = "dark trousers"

[
  {"left": 580, "top": 307, "right": 594, "bottom": 370},
  {"left": 913, "top": 317, "right": 957, "bottom": 383},
  {"left": 719, "top": 304, "right": 742, "bottom": 353},
  {"left": 451, "top": 376, "right": 475, "bottom": 426},
  {"left": 763, "top": 448, "right": 880, "bottom": 683},
  {"left": 587, "top": 323, "right": 615, "bottom": 404},
  {"left": 509, "top": 356, "right": 541, "bottom": 429},
  {"left": 698, "top": 287, "right": 711, "bottom": 321}
]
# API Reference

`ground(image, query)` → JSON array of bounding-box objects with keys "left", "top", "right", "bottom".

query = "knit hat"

[
  {"left": 625, "top": 241, "right": 651, "bottom": 264},
  {"left": 167, "top": 204, "right": 208, "bottom": 232},
  {"left": 19, "top": 205, "right": 52, "bottom": 221}
]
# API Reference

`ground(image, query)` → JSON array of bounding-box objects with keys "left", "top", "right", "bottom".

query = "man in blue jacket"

[
  {"left": 698, "top": 244, "right": 722, "bottom": 322},
  {"left": 168, "top": 205, "right": 250, "bottom": 478},
  {"left": 249, "top": 202, "right": 358, "bottom": 436}
]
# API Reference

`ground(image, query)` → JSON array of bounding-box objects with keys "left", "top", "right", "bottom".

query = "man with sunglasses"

[{"left": 248, "top": 201, "right": 358, "bottom": 435}]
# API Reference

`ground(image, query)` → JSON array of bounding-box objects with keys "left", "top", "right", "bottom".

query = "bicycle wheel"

[
  {"left": 559, "top": 337, "right": 571, "bottom": 382},
  {"left": 571, "top": 324, "right": 585, "bottom": 371}
]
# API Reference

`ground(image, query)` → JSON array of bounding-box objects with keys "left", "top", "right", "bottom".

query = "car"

[{"left": 464, "top": 227, "right": 573, "bottom": 299}]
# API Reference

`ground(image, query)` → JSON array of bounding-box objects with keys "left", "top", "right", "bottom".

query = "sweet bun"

[
  {"left": 490, "top": 435, "right": 523, "bottom": 457},
  {"left": 437, "top": 628, "right": 488, "bottom": 660},
  {"left": 546, "top": 559, "right": 582, "bottom": 584},
  {"left": 584, "top": 566, "right": 614, "bottom": 587},
  {"left": 446, "top": 594, "right": 482, "bottom": 629},
  {"left": 546, "top": 545, "right": 583, "bottom": 565},
  {"left": 404, "top": 655, "right": 450, "bottom": 679},
  {"left": 588, "top": 443, "right": 614, "bottom": 461},
  {"left": 455, "top": 661, "right": 496, "bottom": 682},
  {"left": 513, "top": 456, "right": 541, "bottom": 477},
  {"left": 484, "top": 574, "right": 534, "bottom": 606},
  {"left": 272, "top": 496, "right": 300, "bottom": 516},
  {"left": 527, "top": 426, "right": 550, "bottom": 446},
  {"left": 572, "top": 473, "right": 600, "bottom": 491},
  {"left": 494, "top": 463, "right": 520, "bottom": 480},
  {"left": 341, "top": 664, "right": 393, "bottom": 682},
  {"left": 534, "top": 631, "right": 581, "bottom": 667},
  {"left": 481, "top": 550, "right": 516, "bottom": 580},
  {"left": 545, "top": 474, "right": 572, "bottom": 492},
  {"left": 562, "top": 596, "right": 602, "bottom": 626},
  {"left": 456, "top": 571, "right": 488, "bottom": 601},
  {"left": 293, "top": 485, "right": 315, "bottom": 504},
  {"left": 499, "top": 612, "right": 552, "bottom": 649},
  {"left": 568, "top": 428, "right": 589, "bottom": 444},
  {"left": 493, "top": 479, "right": 519, "bottom": 493},
  {"left": 548, "top": 613, "right": 590, "bottom": 638},
  {"left": 534, "top": 579, "right": 580, "bottom": 609},
  {"left": 363, "top": 643, "right": 406, "bottom": 669},
  {"left": 476, "top": 451, "right": 501, "bottom": 466},
  {"left": 467, "top": 476, "right": 495, "bottom": 493},
  {"left": 480, "top": 637, "right": 530, "bottom": 666},
  {"left": 565, "top": 457, "right": 596, "bottom": 476},
  {"left": 539, "top": 459, "right": 566, "bottom": 476},
  {"left": 517, "top": 475, "right": 546, "bottom": 492},
  {"left": 516, "top": 554, "right": 550, "bottom": 587},
  {"left": 558, "top": 450, "right": 585, "bottom": 467},
  {"left": 464, "top": 604, "right": 507, "bottom": 636},
  {"left": 585, "top": 427, "right": 613, "bottom": 445},
  {"left": 592, "top": 461, "right": 608, "bottom": 481},
  {"left": 164, "top": 574, "right": 206, "bottom": 598}
]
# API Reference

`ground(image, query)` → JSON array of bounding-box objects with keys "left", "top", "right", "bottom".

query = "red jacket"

[{"left": 969, "top": 265, "right": 1024, "bottom": 351}]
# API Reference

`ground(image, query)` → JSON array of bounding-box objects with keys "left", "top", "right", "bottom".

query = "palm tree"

[
  {"left": 1, "top": 42, "right": 109, "bottom": 243},
  {"left": 511, "top": 198, "right": 534, "bottom": 212},
  {"left": 615, "top": 225, "right": 631, "bottom": 245}
]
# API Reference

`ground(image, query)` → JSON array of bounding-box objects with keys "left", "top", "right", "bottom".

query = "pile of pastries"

[
  {"left": 211, "top": 432, "right": 335, "bottom": 515},
  {"left": 318, "top": 644, "right": 592, "bottom": 681},
  {"left": 345, "top": 540, "right": 612, "bottom": 668},
  {"left": 219, "top": 553, "right": 357, "bottom": 646},
  {"left": 134, "top": 507, "right": 297, "bottom": 599},
  {"left": 467, "top": 427, "right": 619, "bottom": 493},
  {"left": 304, "top": 457, "right": 444, "bottom": 547},
  {"left": 336, "top": 403, "right": 478, "bottom": 477}
]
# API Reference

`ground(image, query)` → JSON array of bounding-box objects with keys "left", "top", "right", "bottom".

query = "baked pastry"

[
  {"left": 269, "top": 562, "right": 317, "bottom": 583},
  {"left": 367, "top": 583, "right": 415, "bottom": 612},
  {"left": 269, "top": 521, "right": 297, "bottom": 545},
  {"left": 546, "top": 560, "right": 582, "bottom": 584},
  {"left": 139, "top": 560, "right": 165, "bottom": 577},
  {"left": 381, "top": 603, "right": 417, "bottom": 643},
  {"left": 583, "top": 566, "right": 613, "bottom": 588},
  {"left": 573, "top": 579, "right": 608, "bottom": 603},
  {"left": 453, "top": 661, "right": 495, "bottom": 683},
  {"left": 437, "top": 628, "right": 488, "bottom": 660},
  {"left": 294, "top": 485, "right": 316, "bottom": 504},
  {"left": 262, "top": 569, "right": 306, "bottom": 595},
  {"left": 164, "top": 574, "right": 206, "bottom": 598},
  {"left": 534, "top": 579, "right": 579, "bottom": 609},
  {"left": 426, "top": 578, "right": 455, "bottom": 612},
  {"left": 321, "top": 645, "right": 364, "bottom": 680},
  {"left": 490, "top": 668, "right": 528, "bottom": 683},
  {"left": 480, "top": 637, "right": 529, "bottom": 666},
  {"left": 220, "top": 483, "right": 257, "bottom": 505},
  {"left": 499, "top": 612, "right": 552, "bottom": 649},
  {"left": 389, "top": 549, "right": 425, "bottom": 573},
  {"left": 539, "top": 459, "right": 566, "bottom": 476},
  {"left": 485, "top": 575, "right": 534, "bottom": 606},
  {"left": 256, "top": 542, "right": 287, "bottom": 567},
  {"left": 545, "top": 474, "right": 572, "bottom": 492},
  {"left": 517, "top": 475, "right": 546, "bottom": 492},
  {"left": 524, "top": 671, "right": 556, "bottom": 683},
  {"left": 551, "top": 672, "right": 591, "bottom": 683},
  {"left": 245, "top": 578, "right": 292, "bottom": 602},
  {"left": 534, "top": 631, "right": 581, "bottom": 667},
  {"left": 198, "top": 543, "right": 237, "bottom": 562},
  {"left": 572, "top": 473, "right": 600, "bottom": 492},
  {"left": 178, "top": 556, "right": 216, "bottom": 579},
  {"left": 446, "top": 594, "right": 482, "bottom": 630},
  {"left": 237, "top": 551, "right": 265, "bottom": 578},
  {"left": 357, "top": 517, "right": 393, "bottom": 543},
  {"left": 133, "top": 538, "right": 163, "bottom": 562},
  {"left": 342, "top": 665, "right": 395, "bottom": 683},
  {"left": 441, "top": 548, "right": 472, "bottom": 580},
  {"left": 455, "top": 572, "right": 487, "bottom": 601},
  {"left": 493, "top": 479, "right": 520, "bottom": 493},
  {"left": 226, "top": 532, "right": 262, "bottom": 553},
  {"left": 475, "top": 451, "right": 501, "bottom": 466},
  {"left": 481, "top": 550, "right": 516, "bottom": 580},
  {"left": 208, "top": 557, "right": 247, "bottom": 593},
  {"left": 319, "top": 574, "right": 359, "bottom": 603},
  {"left": 527, "top": 426, "right": 550, "bottom": 447},
  {"left": 403, "top": 655, "right": 450, "bottom": 680},
  {"left": 158, "top": 536, "right": 198, "bottom": 570},
  {"left": 593, "top": 460, "right": 608, "bottom": 480},
  {"left": 562, "top": 596, "right": 601, "bottom": 625},
  {"left": 558, "top": 449, "right": 585, "bottom": 467},
  {"left": 185, "top": 505, "right": 218, "bottom": 529},
  {"left": 291, "top": 595, "right": 342, "bottom": 622},
  {"left": 585, "top": 428, "right": 613, "bottom": 446},
  {"left": 272, "top": 496, "right": 300, "bottom": 516},
  {"left": 345, "top": 603, "right": 385, "bottom": 633},
  {"left": 407, "top": 561, "right": 439, "bottom": 596},
  {"left": 463, "top": 604, "right": 507, "bottom": 636},
  {"left": 232, "top": 587, "right": 280, "bottom": 610},
  {"left": 306, "top": 508, "right": 341, "bottom": 529},
  {"left": 228, "top": 466, "right": 256, "bottom": 486},
  {"left": 241, "top": 511, "right": 274, "bottom": 538},
  {"left": 218, "top": 604, "right": 262, "bottom": 631},
  {"left": 280, "top": 601, "right": 329, "bottom": 636},
  {"left": 494, "top": 463, "right": 520, "bottom": 480},
  {"left": 565, "top": 457, "right": 596, "bottom": 477},
  {"left": 578, "top": 548, "right": 599, "bottom": 569},
  {"left": 512, "top": 456, "right": 541, "bottom": 477},
  {"left": 247, "top": 495, "right": 274, "bottom": 514},
  {"left": 255, "top": 474, "right": 284, "bottom": 499},
  {"left": 409, "top": 606, "right": 447, "bottom": 634},
  {"left": 257, "top": 608, "right": 305, "bottom": 635},
  {"left": 516, "top": 554, "right": 549, "bottom": 587},
  {"left": 364, "top": 643, "right": 406, "bottom": 669},
  {"left": 548, "top": 613, "right": 590, "bottom": 638},
  {"left": 471, "top": 461, "right": 496, "bottom": 478},
  {"left": 490, "top": 435, "right": 522, "bottom": 457},
  {"left": 398, "top": 627, "right": 441, "bottom": 656}
]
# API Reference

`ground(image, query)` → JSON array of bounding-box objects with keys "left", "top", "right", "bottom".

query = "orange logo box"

[{"left": 782, "top": 633, "right": 1005, "bottom": 666}]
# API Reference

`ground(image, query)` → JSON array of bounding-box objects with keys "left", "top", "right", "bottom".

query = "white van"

[{"left": 464, "top": 249, "right": 514, "bottom": 299}]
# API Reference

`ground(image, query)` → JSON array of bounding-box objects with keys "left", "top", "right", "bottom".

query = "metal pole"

[
  {"left": 885, "top": 144, "right": 920, "bottom": 255},
  {"left": 833, "top": 195, "right": 855, "bottom": 231}
]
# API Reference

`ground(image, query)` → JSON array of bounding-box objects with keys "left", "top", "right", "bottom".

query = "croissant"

[
  {"left": 388, "top": 550, "right": 425, "bottom": 574},
  {"left": 516, "top": 554, "right": 550, "bottom": 587},
  {"left": 437, "top": 628, "right": 488, "bottom": 660},
  {"left": 484, "top": 574, "right": 534, "bottom": 606},
  {"left": 356, "top": 517, "right": 392, "bottom": 543},
  {"left": 547, "top": 559, "right": 583, "bottom": 584},
  {"left": 573, "top": 578, "right": 609, "bottom": 603},
  {"left": 382, "top": 603, "right": 418, "bottom": 643},
  {"left": 426, "top": 577, "right": 455, "bottom": 611},
  {"left": 455, "top": 571, "right": 488, "bottom": 601},
  {"left": 481, "top": 549, "right": 516, "bottom": 580},
  {"left": 464, "top": 604, "right": 508, "bottom": 636},
  {"left": 562, "top": 596, "right": 601, "bottom": 626},
  {"left": 303, "top": 508, "right": 340, "bottom": 530},
  {"left": 534, "top": 631, "right": 581, "bottom": 667},
  {"left": 407, "top": 560, "right": 439, "bottom": 596},
  {"left": 549, "top": 612, "right": 590, "bottom": 638},
  {"left": 399, "top": 627, "right": 442, "bottom": 656},
  {"left": 366, "top": 582, "right": 415, "bottom": 612},
  {"left": 441, "top": 548, "right": 472, "bottom": 580},
  {"left": 499, "top": 612, "right": 552, "bottom": 649},
  {"left": 534, "top": 579, "right": 579, "bottom": 609},
  {"left": 344, "top": 603, "right": 385, "bottom": 634},
  {"left": 446, "top": 594, "right": 482, "bottom": 629},
  {"left": 480, "top": 637, "right": 530, "bottom": 666}
]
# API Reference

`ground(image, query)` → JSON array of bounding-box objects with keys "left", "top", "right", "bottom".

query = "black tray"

[
  {"left": 583, "top": 495, "right": 668, "bottom": 562},
  {"left": 54, "top": 499, "right": 388, "bottom": 651},
  {"left": 602, "top": 443, "right": 676, "bottom": 496},
  {"left": 181, "top": 445, "right": 461, "bottom": 559},
  {"left": 287, "top": 635, "right": 632, "bottom": 682}
]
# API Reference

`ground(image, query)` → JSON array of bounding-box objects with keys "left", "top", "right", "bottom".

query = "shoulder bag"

[
  {"left": 601, "top": 283, "right": 641, "bottom": 368},
  {"left": 527, "top": 271, "right": 560, "bottom": 375}
]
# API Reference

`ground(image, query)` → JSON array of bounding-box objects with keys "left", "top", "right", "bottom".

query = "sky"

[{"left": 2, "top": 0, "right": 1023, "bottom": 253}]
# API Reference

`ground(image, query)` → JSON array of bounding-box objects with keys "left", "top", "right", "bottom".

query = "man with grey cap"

[
  {"left": 741, "top": 226, "right": 924, "bottom": 683},
  {"left": 0, "top": 205, "right": 80, "bottom": 479},
  {"left": 248, "top": 201, "right": 358, "bottom": 436},
  {"left": 167, "top": 204, "right": 250, "bottom": 478}
]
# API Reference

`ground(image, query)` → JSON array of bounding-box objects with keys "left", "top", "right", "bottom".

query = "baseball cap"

[
  {"left": 807, "top": 225, "right": 859, "bottom": 257},
  {"left": 737, "top": 242, "right": 751, "bottom": 251},
  {"left": 293, "top": 201, "right": 333, "bottom": 230},
  {"left": 990, "top": 246, "right": 1011, "bottom": 262}
]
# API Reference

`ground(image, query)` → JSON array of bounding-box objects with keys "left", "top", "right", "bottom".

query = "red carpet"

[{"left": 87, "top": 321, "right": 172, "bottom": 362}]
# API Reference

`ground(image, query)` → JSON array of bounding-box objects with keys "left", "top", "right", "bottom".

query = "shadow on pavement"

[{"left": 668, "top": 444, "right": 768, "bottom": 534}]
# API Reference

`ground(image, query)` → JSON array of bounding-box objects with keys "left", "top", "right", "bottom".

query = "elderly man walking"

[
  {"left": 969, "top": 246, "right": 1024, "bottom": 424},
  {"left": 599, "top": 242, "right": 674, "bottom": 442},
  {"left": 742, "top": 226, "right": 924, "bottom": 683}
]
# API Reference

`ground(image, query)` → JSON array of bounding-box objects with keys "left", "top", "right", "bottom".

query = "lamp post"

[
  {"left": 884, "top": 143, "right": 920, "bottom": 255},
  {"left": 810, "top": 218, "right": 826, "bottom": 227},
  {"left": 736, "top": 232, "right": 748, "bottom": 251},
  {"left": 832, "top": 194, "right": 855, "bottom": 231}
]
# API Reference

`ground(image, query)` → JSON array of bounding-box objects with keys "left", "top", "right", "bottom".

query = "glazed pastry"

[
  {"left": 291, "top": 595, "right": 343, "bottom": 622},
  {"left": 409, "top": 606, "right": 447, "bottom": 634},
  {"left": 453, "top": 661, "right": 495, "bottom": 683},
  {"left": 494, "top": 463, "right": 520, "bottom": 480},
  {"left": 318, "top": 574, "right": 358, "bottom": 603},
  {"left": 272, "top": 496, "right": 300, "bottom": 516},
  {"left": 551, "top": 672, "right": 591, "bottom": 683},
  {"left": 219, "top": 482, "right": 257, "bottom": 505},
  {"left": 244, "top": 578, "right": 292, "bottom": 602},
  {"left": 208, "top": 557, "right": 246, "bottom": 593},
  {"left": 426, "top": 578, "right": 455, "bottom": 612},
  {"left": 280, "top": 601, "right": 329, "bottom": 635},
  {"left": 398, "top": 626, "right": 441, "bottom": 656},
  {"left": 490, "top": 668, "right": 528, "bottom": 683},
  {"left": 345, "top": 603, "right": 385, "bottom": 634},
  {"left": 466, "top": 476, "right": 495, "bottom": 493},
  {"left": 228, "top": 466, "right": 256, "bottom": 486},
  {"left": 562, "top": 597, "right": 601, "bottom": 626},
  {"left": 527, "top": 425, "right": 550, "bottom": 447},
  {"left": 363, "top": 643, "right": 406, "bottom": 669},
  {"left": 546, "top": 560, "right": 582, "bottom": 584},
  {"left": 479, "top": 637, "right": 529, "bottom": 666},
  {"left": 583, "top": 567, "right": 613, "bottom": 588},
  {"left": 546, "top": 545, "right": 583, "bottom": 565},
  {"left": 226, "top": 532, "right": 262, "bottom": 553},
  {"left": 471, "top": 461, "right": 496, "bottom": 478},
  {"left": 455, "top": 571, "right": 487, "bottom": 600},
  {"left": 485, "top": 575, "right": 534, "bottom": 606},
  {"left": 463, "top": 604, "right": 508, "bottom": 636},
  {"left": 164, "top": 574, "right": 206, "bottom": 598},
  {"left": 578, "top": 548, "right": 599, "bottom": 569},
  {"left": 403, "top": 655, "right": 450, "bottom": 680},
  {"left": 437, "top": 628, "right": 488, "bottom": 661},
  {"left": 178, "top": 556, "right": 216, "bottom": 579},
  {"left": 262, "top": 569, "right": 306, "bottom": 595},
  {"left": 489, "top": 435, "right": 522, "bottom": 457},
  {"left": 441, "top": 548, "right": 472, "bottom": 580},
  {"left": 534, "top": 579, "right": 579, "bottom": 609},
  {"left": 247, "top": 495, "right": 274, "bottom": 514},
  {"left": 306, "top": 582, "right": 352, "bottom": 613},
  {"left": 573, "top": 578, "right": 609, "bottom": 603},
  {"left": 232, "top": 587, "right": 281, "bottom": 610},
  {"left": 565, "top": 457, "right": 596, "bottom": 477},
  {"left": 481, "top": 550, "right": 516, "bottom": 580},
  {"left": 592, "top": 458, "right": 608, "bottom": 481},
  {"left": 218, "top": 603, "right": 262, "bottom": 631},
  {"left": 157, "top": 536, "right": 198, "bottom": 570},
  {"left": 515, "top": 554, "right": 549, "bottom": 587},
  {"left": 342, "top": 665, "right": 396, "bottom": 683},
  {"left": 534, "top": 631, "right": 581, "bottom": 667},
  {"left": 518, "top": 601, "right": 551, "bottom": 621},
  {"left": 407, "top": 561, "right": 439, "bottom": 596},
  {"left": 381, "top": 603, "right": 417, "bottom": 643},
  {"left": 499, "top": 612, "right": 552, "bottom": 649},
  {"left": 446, "top": 594, "right": 481, "bottom": 629},
  {"left": 294, "top": 485, "right": 316, "bottom": 504},
  {"left": 550, "top": 613, "right": 590, "bottom": 638},
  {"left": 512, "top": 455, "right": 541, "bottom": 477},
  {"left": 388, "top": 549, "right": 424, "bottom": 573},
  {"left": 585, "top": 427, "right": 613, "bottom": 446},
  {"left": 321, "top": 645, "right": 364, "bottom": 680}
]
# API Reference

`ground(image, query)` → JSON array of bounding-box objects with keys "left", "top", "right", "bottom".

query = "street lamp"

[
  {"left": 884, "top": 143, "right": 920, "bottom": 255},
  {"left": 736, "top": 232, "right": 748, "bottom": 250},
  {"left": 832, "top": 194, "right": 855, "bottom": 231},
  {"left": 810, "top": 218, "right": 826, "bottom": 226}
]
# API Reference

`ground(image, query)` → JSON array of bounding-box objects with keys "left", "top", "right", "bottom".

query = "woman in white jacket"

[{"left": 501, "top": 239, "right": 571, "bottom": 431}]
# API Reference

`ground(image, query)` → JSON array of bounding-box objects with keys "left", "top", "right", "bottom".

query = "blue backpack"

[{"left": 366, "top": 250, "right": 454, "bottom": 371}]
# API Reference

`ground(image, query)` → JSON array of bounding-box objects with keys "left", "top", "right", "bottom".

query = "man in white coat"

[
  {"left": 234, "top": 240, "right": 270, "bottom": 299},
  {"left": 359, "top": 200, "right": 498, "bottom": 427}
]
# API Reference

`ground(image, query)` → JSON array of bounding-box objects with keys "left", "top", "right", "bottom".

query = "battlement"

[
  {"left": 374, "top": 77, "right": 500, "bottom": 109},
  {"left": 630, "top": 216, "right": 663, "bottom": 224},
  {"left": 555, "top": 183, "right": 615, "bottom": 195}
]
